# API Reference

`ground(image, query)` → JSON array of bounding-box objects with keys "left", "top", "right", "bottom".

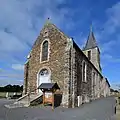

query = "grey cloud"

[
  {"left": 0, "top": 73, "right": 23, "bottom": 79},
  {"left": 99, "top": 2, "right": 120, "bottom": 37},
  {"left": 0, "top": 0, "right": 71, "bottom": 55},
  {"left": 0, "top": 30, "right": 27, "bottom": 52},
  {"left": 100, "top": 40, "right": 117, "bottom": 53},
  {"left": 12, "top": 64, "right": 24, "bottom": 71},
  {"left": 0, "top": 0, "right": 72, "bottom": 85},
  {"left": 0, "top": 79, "right": 23, "bottom": 86},
  {"left": 93, "top": 1, "right": 120, "bottom": 61},
  {"left": 101, "top": 53, "right": 120, "bottom": 63}
]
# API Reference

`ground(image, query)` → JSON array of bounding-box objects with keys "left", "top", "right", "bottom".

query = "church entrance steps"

[
  {"left": 30, "top": 93, "right": 43, "bottom": 106},
  {"left": 4, "top": 103, "right": 25, "bottom": 109},
  {"left": 4, "top": 92, "right": 43, "bottom": 108}
]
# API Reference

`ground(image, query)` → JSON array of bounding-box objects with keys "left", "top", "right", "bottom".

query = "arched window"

[
  {"left": 82, "top": 61, "right": 87, "bottom": 82},
  {"left": 38, "top": 68, "right": 51, "bottom": 90},
  {"left": 40, "top": 68, "right": 49, "bottom": 76},
  {"left": 41, "top": 41, "right": 48, "bottom": 61}
]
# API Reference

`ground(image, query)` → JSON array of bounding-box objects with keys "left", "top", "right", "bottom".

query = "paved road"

[{"left": 0, "top": 97, "right": 116, "bottom": 120}]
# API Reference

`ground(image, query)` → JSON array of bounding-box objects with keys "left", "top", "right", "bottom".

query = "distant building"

[{"left": 22, "top": 20, "right": 110, "bottom": 108}]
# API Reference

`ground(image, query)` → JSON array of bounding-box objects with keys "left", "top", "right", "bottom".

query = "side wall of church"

[{"left": 71, "top": 43, "right": 103, "bottom": 107}]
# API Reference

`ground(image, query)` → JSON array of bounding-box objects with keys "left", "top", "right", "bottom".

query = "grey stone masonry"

[
  {"left": 23, "top": 23, "right": 73, "bottom": 108},
  {"left": 23, "top": 22, "right": 110, "bottom": 108}
]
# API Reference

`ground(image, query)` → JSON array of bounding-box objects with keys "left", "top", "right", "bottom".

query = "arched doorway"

[{"left": 38, "top": 68, "right": 51, "bottom": 93}]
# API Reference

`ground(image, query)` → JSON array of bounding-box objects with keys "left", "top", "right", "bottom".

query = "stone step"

[
  {"left": 5, "top": 103, "right": 25, "bottom": 109},
  {"left": 30, "top": 94, "right": 43, "bottom": 106},
  {"left": 30, "top": 93, "right": 42, "bottom": 101},
  {"left": 5, "top": 93, "right": 43, "bottom": 108}
]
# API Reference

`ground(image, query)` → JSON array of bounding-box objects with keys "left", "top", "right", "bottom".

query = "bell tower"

[{"left": 83, "top": 26, "right": 101, "bottom": 72}]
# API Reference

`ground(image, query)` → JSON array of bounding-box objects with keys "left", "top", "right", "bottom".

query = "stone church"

[{"left": 22, "top": 20, "right": 110, "bottom": 108}]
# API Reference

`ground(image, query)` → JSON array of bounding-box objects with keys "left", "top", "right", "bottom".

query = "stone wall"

[
  {"left": 101, "top": 77, "right": 110, "bottom": 97},
  {"left": 72, "top": 42, "right": 103, "bottom": 107},
  {"left": 23, "top": 23, "right": 110, "bottom": 108},
  {"left": 71, "top": 43, "right": 93, "bottom": 107},
  {"left": 23, "top": 61, "right": 29, "bottom": 95},
  {"left": 83, "top": 47, "right": 101, "bottom": 72},
  {"left": 23, "top": 23, "right": 71, "bottom": 107}
]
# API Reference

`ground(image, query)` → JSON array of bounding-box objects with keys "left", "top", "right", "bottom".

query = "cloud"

[
  {"left": 0, "top": 69, "right": 24, "bottom": 86},
  {"left": 95, "top": 2, "right": 120, "bottom": 54},
  {"left": 77, "top": 36, "right": 87, "bottom": 49},
  {"left": 0, "top": 0, "right": 73, "bottom": 85},
  {"left": 0, "top": 0, "right": 73, "bottom": 60},
  {"left": 101, "top": 53, "right": 120, "bottom": 63},
  {"left": 12, "top": 64, "right": 24, "bottom": 71},
  {"left": 0, "top": 30, "right": 28, "bottom": 52},
  {"left": 0, "top": 79, "right": 23, "bottom": 86},
  {"left": 100, "top": 40, "right": 117, "bottom": 53},
  {"left": 0, "top": 68, "right": 24, "bottom": 86},
  {"left": 0, "top": 72, "right": 23, "bottom": 79},
  {"left": 0, "top": 68, "right": 3, "bottom": 72},
  {"left": 105, "top": 2, "right": 120, "bottom": 34},
  {"left": 98, "top": 2, "right": 120, "bottom": 37},
  {"left": 0, "top": 0, "right": 120, "bottom": 86},
  {"left": 111, "top": 82, "right": 120, "bottom": 90},
  {"left": 93, "top": 2, "right": 120, "bottom": 70}
]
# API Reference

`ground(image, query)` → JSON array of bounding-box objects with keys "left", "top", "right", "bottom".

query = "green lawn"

[
  {"left": 0, "top": 92, "right": 6, "bottom": 98},
  {"left": 0, "top": 92, "right": 22, "bottom": 98}
]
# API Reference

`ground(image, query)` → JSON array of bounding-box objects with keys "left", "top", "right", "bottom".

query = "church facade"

[{"left": 23, "top": 21, "right": 110, "bottom": 108}]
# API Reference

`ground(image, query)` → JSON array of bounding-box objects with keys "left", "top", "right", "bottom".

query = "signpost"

[{"left": 38, "top": 83, "right": 60, "bottom": 110}]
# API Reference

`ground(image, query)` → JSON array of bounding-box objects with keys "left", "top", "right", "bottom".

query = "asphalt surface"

[{"left": 0, "top": 97, "right": 116, "bottom": 120}]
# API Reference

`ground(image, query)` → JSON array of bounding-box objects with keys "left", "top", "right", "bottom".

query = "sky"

[{"left": 0, "top": 0, "right": 120, "bottom": 89}]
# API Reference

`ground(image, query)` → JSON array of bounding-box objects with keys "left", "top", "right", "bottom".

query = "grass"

[
  {"left": 0, "top": 92, "right": 22, "bottom": 98},
  {"left": 0, "top": 92, "right": 6, "bottom": 98}
]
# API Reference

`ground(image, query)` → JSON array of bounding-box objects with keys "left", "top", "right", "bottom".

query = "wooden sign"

[
  {"left": 44, "top": 92, "right": 52, "bottom": 103},
  {"left": 39, "top": 83, "right": 60, "bottom": 110}
]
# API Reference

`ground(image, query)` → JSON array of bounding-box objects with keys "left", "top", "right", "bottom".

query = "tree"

[
  {"left": 0, "top": 84, "right": 23, "bottom": 92},
  {"left": 116, "top": 84, "right": 120, "bottom": 92}
]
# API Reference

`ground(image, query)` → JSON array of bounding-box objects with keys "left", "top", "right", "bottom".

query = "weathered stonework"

[
  {"left": 23, "top": 22, "right": 110, "bottom": 108},
  {"left": 83, "top": 47, "right": 101, "bottom": 72},
  {"left": 24, "top": 25, "right": 73, "bottom": 106}
]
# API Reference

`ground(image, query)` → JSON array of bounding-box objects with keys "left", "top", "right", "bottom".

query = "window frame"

[
  {"left": 88, "top": 50, "right": 91, "bottom": 60},
  {"left": 82, "top": 61, "right": 87, "bottom": 82},
  {"left": 40, "top": 39, "right": 50, "bottom": 63}
]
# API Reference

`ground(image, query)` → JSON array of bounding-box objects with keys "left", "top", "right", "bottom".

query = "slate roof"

[
  {"left": 83, "top": 30, "right": 97, "bottom": 50},
  {"left": 105, "top": 78, "right": 111, "bottom": 87},
  {"left": 38, "top": 83, "right": 60, "bottom": 91}
]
